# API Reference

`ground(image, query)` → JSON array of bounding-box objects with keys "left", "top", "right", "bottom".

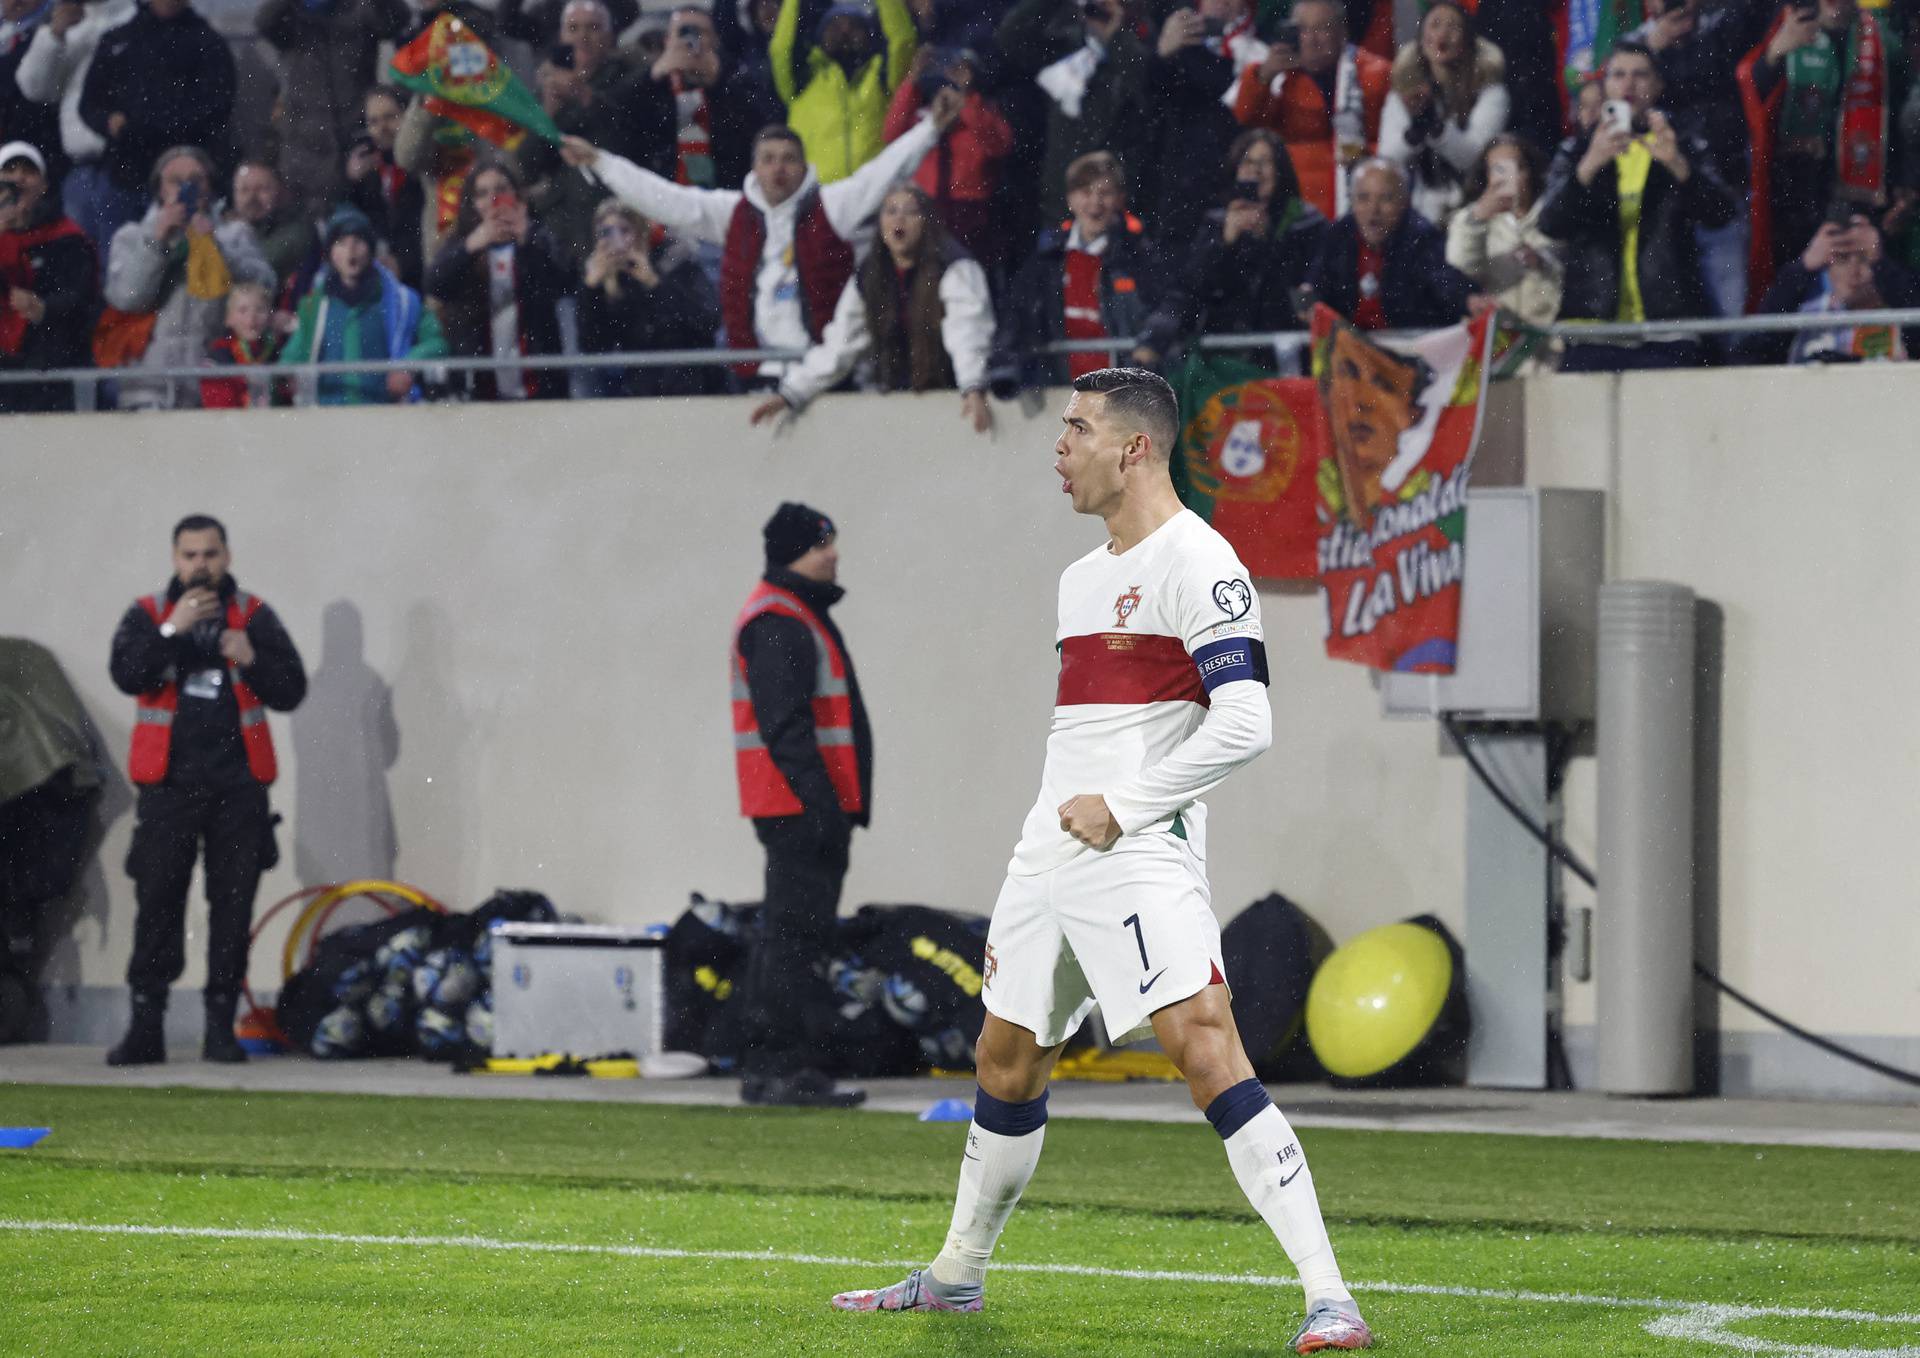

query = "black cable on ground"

[{"left": 1439, "top": 716, "right": 1920, "bottom": 1091}]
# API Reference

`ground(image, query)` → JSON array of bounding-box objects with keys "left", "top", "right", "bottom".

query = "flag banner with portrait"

[
  {"left": 1170, "top": 351, "right": 1328, "bottom": 582},
  {"left": 390, "top": 13, "right": 562, "bottom": 148},
  {"left": 1311, "top": 303, "right": 1496, "bottom": 674}
]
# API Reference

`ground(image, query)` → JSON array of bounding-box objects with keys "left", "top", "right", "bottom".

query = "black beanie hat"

[{"left": 763, "top": 501, "right": 836, "bottom": 566}]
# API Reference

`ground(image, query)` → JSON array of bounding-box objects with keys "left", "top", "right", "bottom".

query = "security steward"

[
  {"left": 731, "top": 503, "right": 873, "bottom": 1108},
  {"left": 105, "top": 515, "right": 306, "bottom": 1066}
]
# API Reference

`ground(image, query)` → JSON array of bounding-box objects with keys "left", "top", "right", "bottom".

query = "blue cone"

[
  {"left": 0, "top": 1127, "right": 50, "bottom": 1148},
  {"left": 918, "top": 1098, "right": 972, "bottom": 1123}
]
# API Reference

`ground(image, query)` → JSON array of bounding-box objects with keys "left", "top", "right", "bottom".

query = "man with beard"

[
  {"left": 729, "top": 503, "right": 873, "bottom": 1108},
  {"left": 106, "top": 516, "right": 306, "bottom": 1066}
]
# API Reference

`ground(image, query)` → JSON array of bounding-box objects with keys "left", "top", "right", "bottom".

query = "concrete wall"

[{"left": 2, "top": 370, "right": 1915, "bottom": 1100}]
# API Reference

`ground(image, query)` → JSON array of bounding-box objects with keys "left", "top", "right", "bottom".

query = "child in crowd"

[
  {"left": 280, "top": 205, "right": 446, "bottom": 406},
  {"left": 200, "top": 282, "right": 284, "bottom": 409}
]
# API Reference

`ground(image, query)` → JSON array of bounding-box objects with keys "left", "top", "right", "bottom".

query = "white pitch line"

[{"left": 4, "top": 1216, "right": 1920, "bottom": 1339}]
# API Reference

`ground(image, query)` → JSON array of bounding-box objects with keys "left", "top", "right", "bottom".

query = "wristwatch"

[{"left": 158, "top": 621, "right": 177, "bottom": 639}]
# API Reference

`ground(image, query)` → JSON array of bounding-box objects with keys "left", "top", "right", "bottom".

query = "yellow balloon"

[{"left": 1305, "top": 921, "right": 1455, "bottom": 1080}]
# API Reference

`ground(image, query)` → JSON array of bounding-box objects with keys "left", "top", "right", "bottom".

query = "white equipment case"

[{"left": 489, "top": 922, "right": 665, "bottom": 1060}]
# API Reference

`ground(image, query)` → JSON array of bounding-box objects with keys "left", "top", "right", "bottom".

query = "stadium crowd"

[{"left": 3, "top": 0, "right": 1920, "bottom": 415}]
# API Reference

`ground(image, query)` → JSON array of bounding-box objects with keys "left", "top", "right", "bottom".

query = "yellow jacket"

[{"left": 771, "top": 0, "right": 917, "bottom": 183}]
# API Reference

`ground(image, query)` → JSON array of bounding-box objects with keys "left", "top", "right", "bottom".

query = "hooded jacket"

[
  {"left": 989, "top": 214, "right": 1167, "bottom": 394},
  {"left": 770, "top": 0, "right": 917, "bottom": 184},
  {"left": 587, "top": 111, "right": 939, "bottom": 377},
  {"left": 256, "top": 0, "right": 412, "bottom": 213}
]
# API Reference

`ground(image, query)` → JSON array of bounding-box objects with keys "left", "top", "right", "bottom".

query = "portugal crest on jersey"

[{"left": 1113, "top": 585, "right": 1143, "bottom": 628}]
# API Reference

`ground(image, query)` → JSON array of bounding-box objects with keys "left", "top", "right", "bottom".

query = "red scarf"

[
  {"left": 1062, "top": 248, "right": 1106, "bottom": 380},
  {"left": 1835, "top": 14, "right": 1887, "bottom": 201},
  {"left": 0, "top": 216, "right": 89, "bottom": 356},
  {"left": 1354, "top": 240, "right": 1387, "bottom": 330},
  {"left": 672, "top": 75, "right": 715, "bottom": 187}
]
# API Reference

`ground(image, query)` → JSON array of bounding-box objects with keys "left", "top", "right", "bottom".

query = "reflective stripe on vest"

[
  {"left": 730, "top": 581, "right": 863, "bottom": 818},
  {"left": 127, "top": 588, "right": 279, "bottom": 785}
]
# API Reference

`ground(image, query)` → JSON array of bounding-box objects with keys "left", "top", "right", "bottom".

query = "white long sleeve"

[
  {"left": 818, "top": 115, "right": 939, "bottom": 238},
  {"left": 588, "top": 151, "right": 742, "bottom": 245},
  {"left": 1428, "top": 84, "right": 1509, "bottom": 174},
  {"left": 778, "top": 278, "right": 870, "bottom": 408},
  {"left": 939, "top": 257, "right": 993, "bottom": 392},
  {"left": 1103, "top": 680, "right": 1272, "bottom": 834}
]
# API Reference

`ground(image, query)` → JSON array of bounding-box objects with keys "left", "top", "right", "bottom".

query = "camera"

[
  {"left": 1201, "top": 15, "right": 1225, "bottom": 37},
  {"left": 547, "top": 42, "right": 575, "bottom": 69},
  {"left": 1825, "top": 199, "right": 1859, "bottom": 230},
  {"left": 1273, "top": 21, "right": 1300, "bottom": 49},
  {"left": 1233, "top": 178, "right": 1264, "bottom": 203},
  {"left": 177, "top": 180, "right": 200, "bottom": 213},
  {"left": 677, "top": 24, "right": 703, "bottom": 54},
  {"left": 1601, "top": 98, "right": 1647, "bottom": 137},
  {"left": 917, "top": 69, "right": 956, "bottom": 102},
  {"left": 0, "top": 182, "right": 18, "bottom": 209},
  {"left": 1079, "top": 0, "right": 1111, "bottom": 22}
]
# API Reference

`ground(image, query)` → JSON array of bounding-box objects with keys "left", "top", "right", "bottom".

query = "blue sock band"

[
  {"left": 973, "top": 1086, "right": 1048, "bottom": 1137},
  {"left": 1204, "top": 1078, "right": 1273, "bottom": 1141}
]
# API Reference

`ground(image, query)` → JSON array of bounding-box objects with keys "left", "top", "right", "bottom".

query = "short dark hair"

[
  {"left": 752, "top": 124, "right": 806, "bottom": 156},
  {"left": 1463, "top": 132, "right": 1549, "bottom": 204},
  {"left": 1607, "top": 38, "right": 1658, "bottom": 72},
  {"left": 1065, "top": 149, "right": 1126, "bottom": 195},
  {"left": 173, "top": 514, "right": 227, "bottom": 545},
  {"left": 1071, "top": 367, "right": 1180, "bottom": 458}
]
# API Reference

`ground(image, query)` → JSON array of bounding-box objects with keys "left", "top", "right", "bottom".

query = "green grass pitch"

[{"left": 1, "top": 1082, "right": 1915, "bottom": 1356}]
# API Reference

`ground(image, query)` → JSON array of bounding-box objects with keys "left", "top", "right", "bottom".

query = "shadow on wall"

[
  {"left": 293, "top": 601, "right": 400, "bottom": 886},
  {"left": 35, "top": 696, "right": 136, "bottom": 1029}
]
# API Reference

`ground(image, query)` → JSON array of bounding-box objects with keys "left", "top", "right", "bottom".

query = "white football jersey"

[{"left": 1008, "top": 510, "right": 1267, "bottom": 875}]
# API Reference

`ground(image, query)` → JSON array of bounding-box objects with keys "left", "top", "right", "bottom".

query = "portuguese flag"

[
  {"left": 1170, "top": 349, "right": 1327, "bottom": 582},
  {"left": 390, "top": 13, "right": 562, "bottom": 147}
]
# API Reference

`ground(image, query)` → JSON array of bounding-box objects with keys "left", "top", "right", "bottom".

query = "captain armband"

[{"left": 1191, "top": 635, "right": 1269, "bottom": 692}]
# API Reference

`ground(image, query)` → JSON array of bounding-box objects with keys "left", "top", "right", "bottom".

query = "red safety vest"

[
  {"left": 730, "top": 581, "right": 863, "bottom": 818},
  {"left": 127, "top": 590, "right": 278, "bottom": 785}
]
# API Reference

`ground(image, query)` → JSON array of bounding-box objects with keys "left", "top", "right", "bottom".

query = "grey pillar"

[
  {"left": 1463, "top": 732, "right": 1552, "bottom": 1089},
  {"left": 1596, "top": 581, "right": 1696, "bottom": 1095}
]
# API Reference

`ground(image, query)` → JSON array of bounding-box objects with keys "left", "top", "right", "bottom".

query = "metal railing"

[{"left": 3, "top": 309, "right": 1916, "bottom": 402}]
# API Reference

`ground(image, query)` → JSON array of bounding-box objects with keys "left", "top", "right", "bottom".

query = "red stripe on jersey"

[
  {"left": 1208, "top": 961, "right": 1226, "bottom": 985},
  {"left": 1057, "top": 633, "right": 1208, "bottom": 708}
]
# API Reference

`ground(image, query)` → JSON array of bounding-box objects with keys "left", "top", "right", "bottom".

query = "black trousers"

[
  {"left": 124, "top": 782, "right": 275, "bottom": 999},
  {"left": 739, "top": 815, "right": 851, "bottom": 1078}
]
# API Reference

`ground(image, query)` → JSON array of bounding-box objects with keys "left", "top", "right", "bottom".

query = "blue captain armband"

[{"left": 1191, "top": 635, "right": 1269, "bottom": 692}]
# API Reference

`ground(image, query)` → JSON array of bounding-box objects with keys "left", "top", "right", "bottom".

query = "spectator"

[
  {"left": 516, "top": 0, "right": 675, "bottom": 271},
  {"left": 223, "top": 160, "right": 310, "bottom": 290},
  {"left": 1739, "top": 213, "right": 1920, "bottom": 364},
  {"left": 1230, "top": 0, "right": 1391, "bottom": 221},
  {"left": 425, "top": 158, "right": 570, "bottom": 401},
  {"left": 1303, "top": 157, "right": 1482, "bottom": 329},
  {"left": 714, "top": 0, "right": 789, "bottom": 130},
  {"left": 13, "top": 0, "right": 140, "bottom": 248},
  {"left": 771, "top": 0, "right": 918, "bottom": 184},
  {"left": 1739, "top": 0, "right": 1907, "bottom": 296},
  {"left": 562, "top": 89, "right": 960, "bottom": 385},
  {"left": 281, "top": 205, "right": 445, "bottom": 405},
  {"left": 78, "top": 0, "right": 236, "bottom": 208},
  {"left": 649, "top": 7, "right": 761, "bottom": 191},
  {"left": 496, "top": 0, "right": 640, "bottom": 47},
  {"left": 1539, "top": 39, "right": 1737, "bottom": 371},
  {"left": 1, "top": 0, "right": 64, "bottom": 192},
  {"left": 996, "top": 0, "right": 1150, "bottom": 226},
  {"left": 1134, "top": 126, "right": 1327, "bottom": 365},
  {"left": 102, "top": 145, "right": 273, "bottom": 409},
  {"left": 254, "top": 0, "right": 410, "bottom": 218},
  {"left": 1138, "top": 3, "right": 1249, "bottom": 249},
  {"left": 1471, "top": 0, "right": 1567, "bottom": 157},
  {"left": 0, "top": 138, "right": 96, "bottom": 412},
  {"left": 392, "top": 93, "right": 485, "bottom": 280},
  {"left": 882, "top": 44, "right": 1012, "bottom": 269},
  {"left": 989, "top": 149, "right": 1166, "bottom": 394},
  {"left": 1378, "top": 1, "right": 1509, "bottom": 225},
  {"left": 749, "top": 183, "right": 992, "bottom": 429},
  {"left": 343, "top": 86, "right": 425, "bottom": 289},
  {"left": 576, "top": 198, "right": 722, "bottom": 398},
  {"left": 1447, "top": 133, "right": 1562, "bottom": 330},
  {"left": 1629, "top": 0, "right": 1776, "bottom": 320},
  {"left": 199, "top": 279, "right": 281, "bottom": 409}
]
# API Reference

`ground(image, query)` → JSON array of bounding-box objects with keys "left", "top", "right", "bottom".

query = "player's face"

[{"left": 1053, "top": 391, "right": 1131, "bottom": 517}]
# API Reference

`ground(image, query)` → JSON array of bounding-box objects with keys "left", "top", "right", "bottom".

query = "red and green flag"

[
  {"left": 1170, "top": 349, "right": 1327, "bottom": 582},
  {"left": 390, "top": 13, "right": 562, "bottom": 148}
]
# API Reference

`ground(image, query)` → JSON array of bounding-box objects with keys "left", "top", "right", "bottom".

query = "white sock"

[
  {"left": 929, "top": 1093, "right": 1048, "bottom": 1289},
  {"left": 1215, "top": 1091, "right": 1351, "bottom": 1307}
]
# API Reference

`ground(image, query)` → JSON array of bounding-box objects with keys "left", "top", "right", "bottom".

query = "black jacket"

[
  {"left": 78, "top": 1, "right": 238, "bottom": 190},
  {"left": 1642, "top": 3, "right": 1776, "bottom": 190},
  {"left": 1305, "top": 213, "right": 1476, "bottom": 330},
  {"left": 425, "top": 224, "right": 571, "bottom": 399},
  {"left": 1537, "top": 124, "right": 1739, "bottom": 322},
  {"left": 0, "top": 204, "right": 99, "bottom": 415},
  {"left": 1137, "top": 43, "right": 1243, "bottom": 250},
  {"left": 345, "top": 159, "right": 428, "bottom": 291},
  {"left": 738, "top": 567, "right": 872, "bottom": 830},
  {"left": 1139, "top": 199, "right": 1327, "bottom": 358},
  {"left": 576, "top": 241, "right": 723, "bottom": 398},
  {"left": 109, "top": 576, "right": 306, "bottom": 789},
  {"left": 1736, "top": 256, "right": 1920, "bottom": 365},
  {"left": 989, "top": 218, "right": 1168, "bottom": 395}
]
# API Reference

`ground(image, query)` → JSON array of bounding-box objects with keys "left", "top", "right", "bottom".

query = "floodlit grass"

[{"left": 0, "top": 1083, "right": 1915, "bottom": 1356}]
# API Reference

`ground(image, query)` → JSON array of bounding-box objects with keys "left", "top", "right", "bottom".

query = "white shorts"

[{"left": 981, "top": 826, "right": 1228, "bottom": 1047}]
